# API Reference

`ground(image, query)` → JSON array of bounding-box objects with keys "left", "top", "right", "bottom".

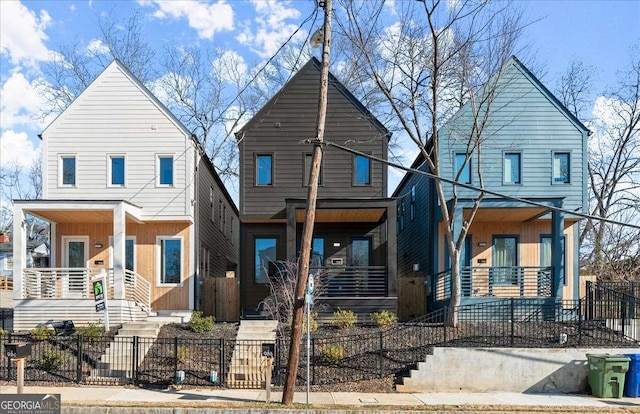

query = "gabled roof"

[
  {"left": 236, "top": 57, "right": 390, "bottom": 139},
  {"left": 392, "top": 55, "right": 590, "bottom": 197},
  {"left": 40, "top": 59, "right": 192, "bottom": 138}
]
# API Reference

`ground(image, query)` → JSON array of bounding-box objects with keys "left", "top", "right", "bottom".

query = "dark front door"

[{"left": 349, "top": 237, "right": 371, "bottom": 267}]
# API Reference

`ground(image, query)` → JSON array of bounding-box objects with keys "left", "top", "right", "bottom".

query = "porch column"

[
  {"left": 12, "top": 205, "right": 26, "bottom": 300},
  {"left": 286, "top": 202, "right": 297, "bottom": 261},
  {"left": 112, "top": 203, "right": 126, "bottom": 300},
  {"left": 552, "top": 207, "right": 565, "bottom": 299},
  {"left": 387, "top": 201, "right": 397, "bottom": 296}
]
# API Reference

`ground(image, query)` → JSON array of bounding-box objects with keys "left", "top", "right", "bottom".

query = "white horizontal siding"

[{"left": 43, "top": 63, "right": 192, "bottom": 219}]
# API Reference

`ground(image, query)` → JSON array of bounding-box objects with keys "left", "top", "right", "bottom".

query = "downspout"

[{"left": 192, "top": 136, "right": 200, "bottom": 311}]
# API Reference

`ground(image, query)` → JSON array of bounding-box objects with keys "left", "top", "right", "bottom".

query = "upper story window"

[
  {"left": 157, "top": 155, "right": 174, "bottom": 186},
  {"left": 503, "top": 152, "right": 521, "bottom": 185},
  {"left": 304, "top": 153, "right": 323, "bottom": 185},
  {"left": 109, "top": 155, "right": 125, "bottom": 186},
  {"left": 59, "top": 155, "right": 76, "bottom": 187},
  {"left": 256, "top": 154, "right": 273, "bottom": 186},
  {"left": 410, "top": 185, "right": 416, "bottom": 221},
  {"left": 353, "top": 155, "right": 371, "bottom": 185},
  {"left": 553, "top": 152, "right": 570, "bottom": 184},
  {"left": 455, "top": 152, "right": 471, "bottom": 184}
]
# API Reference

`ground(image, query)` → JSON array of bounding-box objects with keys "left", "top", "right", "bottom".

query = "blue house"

[{"left": 394, "top": 56, "right": 589, "bottom": 312}]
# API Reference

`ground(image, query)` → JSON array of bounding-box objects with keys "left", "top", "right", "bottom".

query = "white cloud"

[
  {"left": 139, "top": 0, "right": 233, "bottom": 39},
  {"left": 0, "top": 130, "right": 39, "bottom": 169},
  {"left": 212, "top": 51, "right": 247, "bottom": 84},
  {"left": 237, "top": 0, "right": 303, "bottom": 58},
  {"left": 0, "top": 72, "right": 47, "bottom": 130},
  {"left": 70, "top": 4, "right": 76, "bottom": 12},
  {"left": 86, "top": 39, "right": 109, "bottom": 56},
  {"left": 0, "top": 1, "right": 51, "bottom": 67}
]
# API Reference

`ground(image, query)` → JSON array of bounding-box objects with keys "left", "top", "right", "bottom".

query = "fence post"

[
  {"left": 173, "top": 337, "right": 178, "bottom": 384},
  {"left": 578, "top": 300, "right": 583, "bottom": 346},
  {"left": 379, "top": 331, "right": 383, "bottom": 379},
  {"left": 443, "top": 307, "right": 448, "bottom": 344},
  {"left": 132, "top": 336, "right": 139, "bottom": 384},
  {"left": 220, "top": 338, "right": 225, "bottom": 386},
  {"left": 76, "top": 334, "right": 83, "bottom": 383},
  {"left": 510, "top": 298, "right": 515, "bottom": 347}
]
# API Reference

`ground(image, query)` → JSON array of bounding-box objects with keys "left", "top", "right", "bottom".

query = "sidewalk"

[{"left": 2, "top": 384, "right": 640, "bottom": 412}]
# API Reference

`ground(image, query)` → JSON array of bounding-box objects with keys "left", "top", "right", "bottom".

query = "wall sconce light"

[
  {"left": 94, "top": 243, "right": 103, "bottom": 248},
  {"left": 333, "top": 242, "right": 341, "bottom": 247},
  {"left": 413, "top": 263, "right": 420, "bottom": 271},
  {"left": 477, "top": 242, "right": 487, "bottom": 247}
]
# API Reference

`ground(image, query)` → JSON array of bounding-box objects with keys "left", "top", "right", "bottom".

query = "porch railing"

[
  {"left": 434, "top": 266, "right": 553, "bottom": 301},
  {"left": 22, "top": 268, "right": 151, "bottom": 314},
  {"left": 0, "top": 274, "right": 12, "bottom": 290},
  {"left": 312, "top": 266, "right": 387, "bottom": 297}
]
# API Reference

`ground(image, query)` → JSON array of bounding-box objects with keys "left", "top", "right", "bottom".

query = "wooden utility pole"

[{"left": 281, "top": 0, "right": 332, "bottom": 405}]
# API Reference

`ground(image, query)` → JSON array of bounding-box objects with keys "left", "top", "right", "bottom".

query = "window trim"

[
  {"left": 552, "top": 151, "right": 571, "bottom": 184},
  {"left": 107, "top": 154, "right": 126, "bottom": 187},
  {"left": 255, "top": 153, "right": 274, "bottom": 186},
  {"left": 156, "top": 236, "right": 183, "bottom": 287},
  {"left": 353, "top": 154, "right": 371, "bottom": 186},
  {"left": 156, "top": 154, "right": 175, "bottom": 187},
  {"left": 59, "top": 154, "right": 77, "bottom": 187},
  {"left": 304, "top": 153, "right": 323, "bottom": 186},
  {"left": 502, "top": 151, "right": 522, "bottom": 185},
  {"left": 410, "top": 185, "right": 416, "bottom": 221},
  {"left": 254, "top": 236, "right": 278, "bottom": 285},
  {"left": 454, "top": 152, "right": 472, "bottom": 184}
]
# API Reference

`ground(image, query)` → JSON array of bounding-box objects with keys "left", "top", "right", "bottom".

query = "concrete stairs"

[
  {"left": 226, "top": 319, "right": 278, "bottom": 389},
  {"left": 86, "top": 321, "right": 162, "bottom": 384}
]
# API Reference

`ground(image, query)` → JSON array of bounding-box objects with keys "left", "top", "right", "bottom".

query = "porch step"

[{"left": 226, "top": 319, "right": 277, "bottom": 389}]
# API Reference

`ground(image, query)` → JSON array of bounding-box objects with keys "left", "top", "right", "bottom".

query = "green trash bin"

[{"left": 587, "top": 354, "right": 631, "bottom": 398}]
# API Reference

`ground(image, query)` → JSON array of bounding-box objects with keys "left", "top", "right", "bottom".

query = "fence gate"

[{"left": 398, "top": 277, "right": 426, "bottom": 321}]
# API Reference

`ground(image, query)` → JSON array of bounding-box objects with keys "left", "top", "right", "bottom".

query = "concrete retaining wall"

[
  {"left": 0, "top": 291, "right": 13, "bottom": 308},
  {"left": 398, "top": 347, "right": 640, "bottom": 393}
]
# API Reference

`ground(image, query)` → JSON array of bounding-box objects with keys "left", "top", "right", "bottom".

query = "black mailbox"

[
  {"left": 5, "top": 343, "right": 32, "bottom": 359},
  {"left": 261, "top": 343, "right": 275, "bottom": 358}
]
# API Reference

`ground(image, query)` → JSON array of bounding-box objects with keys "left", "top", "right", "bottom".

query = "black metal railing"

[
  {"left": 313, "top": 266, "right": 387, "bottom": 297},
  {"left": 434, "top": 266, "right": 553, "bottom": 301},
  {"left": 2, "top": 297, "right": 638, "bottom": 387}
]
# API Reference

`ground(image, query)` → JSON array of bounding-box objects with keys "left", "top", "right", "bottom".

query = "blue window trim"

[{"left": 157, "top": 155, "right": 174, "bottom": 186}]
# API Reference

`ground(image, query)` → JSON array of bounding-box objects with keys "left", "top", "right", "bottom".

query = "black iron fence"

[{"left": 1, "top": 297, "right": 639, "bottom": 387}]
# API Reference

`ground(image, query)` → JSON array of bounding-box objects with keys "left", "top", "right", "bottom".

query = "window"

[
  {"left": 353, "top": 155, "right": 371, "bottom": 185},
  {"left": 109, "top": 155, "right": 125, "bottom": 186},
  {"left": 553, "top": 152, "right": 570, "bottom": 183},
  {"left": 492, "top": 236, "right": 518, "bottom": 285},
  {"left": 255, "top": 237, "right": 277, "bottom": 284},
  {"left": 311, "top": 237, "right": 325, "bottom": 269},
  {"left": 60, "top": 155, "right": 76, "bottom": 186},
  {"left": 455, "top": 153, "right": 471, "bottom": 184},
  {"left": 410, "top": 186, "right": 416, "bottom": 221},
  {"left": 210, "top": 189, "right": 215, "bottom": 222},
  {"left": 304, "top": 154, "right": 323, "bottom": 185},
  {"left": 158, "top": 155, "right": 174, "bottom": 186},
  {"left": 256, "top": 154, "right": 273, "bottom": 185},
  {"left": 159, "top": 237, "right": 182, "bottom": 284},
  {"left": 503, "top": 152, "right": 521, "bottom": 184}
]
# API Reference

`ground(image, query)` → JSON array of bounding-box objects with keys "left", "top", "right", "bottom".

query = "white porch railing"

[{"left": 22, "top": 268, "right": 151, "bottom": 314}]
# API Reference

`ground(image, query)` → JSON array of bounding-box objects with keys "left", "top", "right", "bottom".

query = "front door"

[
  {"left": 349, "top": 237, "right": 371, "bottom": 267},
  {"left": 63, "top": 236, "right": 89, "bottom": 296}
]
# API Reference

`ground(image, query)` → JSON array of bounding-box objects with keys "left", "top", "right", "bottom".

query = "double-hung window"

[
  {"left": 503, "top": 152, "right": 521, "bottom": 184},
  {"left": 157, "top": 155, "right": 174, "bottom": 186},
  {"left": 454, "top": 153, "right": 471, "bottom": 184},
  {"left": 109, "top": 155, "right": 125, "bottom": 186},
  {"left": 256, "top": 154, "right": 273, "bottom": 186},
  {"left": 60, "top": 155, "right": 76, "bottom": 186},
  {"left": 553, "top": 152, "right": 570, "bottom": 183},
  {"left": 158, "top": 237, "right": 182, "bottom": 285},
  {"left": 353, "top": 155, "right": 371, "bottom": 185}
]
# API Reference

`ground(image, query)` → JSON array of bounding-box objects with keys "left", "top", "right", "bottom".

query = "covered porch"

[
  {"left": 432, "top": 198, "right": 577, "bottom": 309},
  {"left": 285, "top": 198, "right": 397, "bottom": 319},
  {"left": 12, "top": 200, "right": 152, "bottom": 330}
]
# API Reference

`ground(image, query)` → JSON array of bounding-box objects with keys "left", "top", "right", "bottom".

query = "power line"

[{"left": 323, "top": 140, "right": 640, "bottom": 230}]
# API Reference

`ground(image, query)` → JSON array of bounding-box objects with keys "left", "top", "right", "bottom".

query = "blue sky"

[{"left": 0, "top": 0, "right": 639, "bottom": 209}]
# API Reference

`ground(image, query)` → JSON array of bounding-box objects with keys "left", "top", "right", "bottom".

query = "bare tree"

[
  {"left": 556, "top": 53, "right": 640, "bottom": 280},
  {"left": 336, "top": 0, "right": 526, "bottom": 325},
  {"left": 0, "top": 157, "right": 45, "bottom": 240}
]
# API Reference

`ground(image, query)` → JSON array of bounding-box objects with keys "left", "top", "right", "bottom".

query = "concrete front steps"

[
  {"left": 86, "top": 321, "right": 162, "bottom": 384},
  {"left": 226, "top": 319, "right": 278, "bottom": 389}
]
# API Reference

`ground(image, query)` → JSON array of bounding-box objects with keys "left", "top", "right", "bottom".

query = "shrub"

[
  {"left": 40, "top": 346, "right": 66, "bottom": 370},
  {"left": 331, "top": 309, "right": 357, "bottom": 329},
  {"left": 370, "top": 311, "right": 398, "bottom": 327},
  {"left": 189, "top": 311, "right": 214, "bottom": 333},
  {"left": 303, "top": 312, "right": 319, "bottom": 333},
  {"left": 176, "top": 345, "right": 188, "bottom": 364},
  {"left": 0, "top": 328, "right": 7, "bottom": 337},
  {"left": 31, "top": 325, "right": 54, "bottom": 341},
  {"left": 76, "top": 322, "right": 104, "bottom": 343},
  {"left": 321, "top": 344, "right": 344, "bottom": 364}
]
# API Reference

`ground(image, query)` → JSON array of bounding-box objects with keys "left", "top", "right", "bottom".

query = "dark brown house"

[{"left": 236, "top": 58, "right": 397, "bottom": 318}]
